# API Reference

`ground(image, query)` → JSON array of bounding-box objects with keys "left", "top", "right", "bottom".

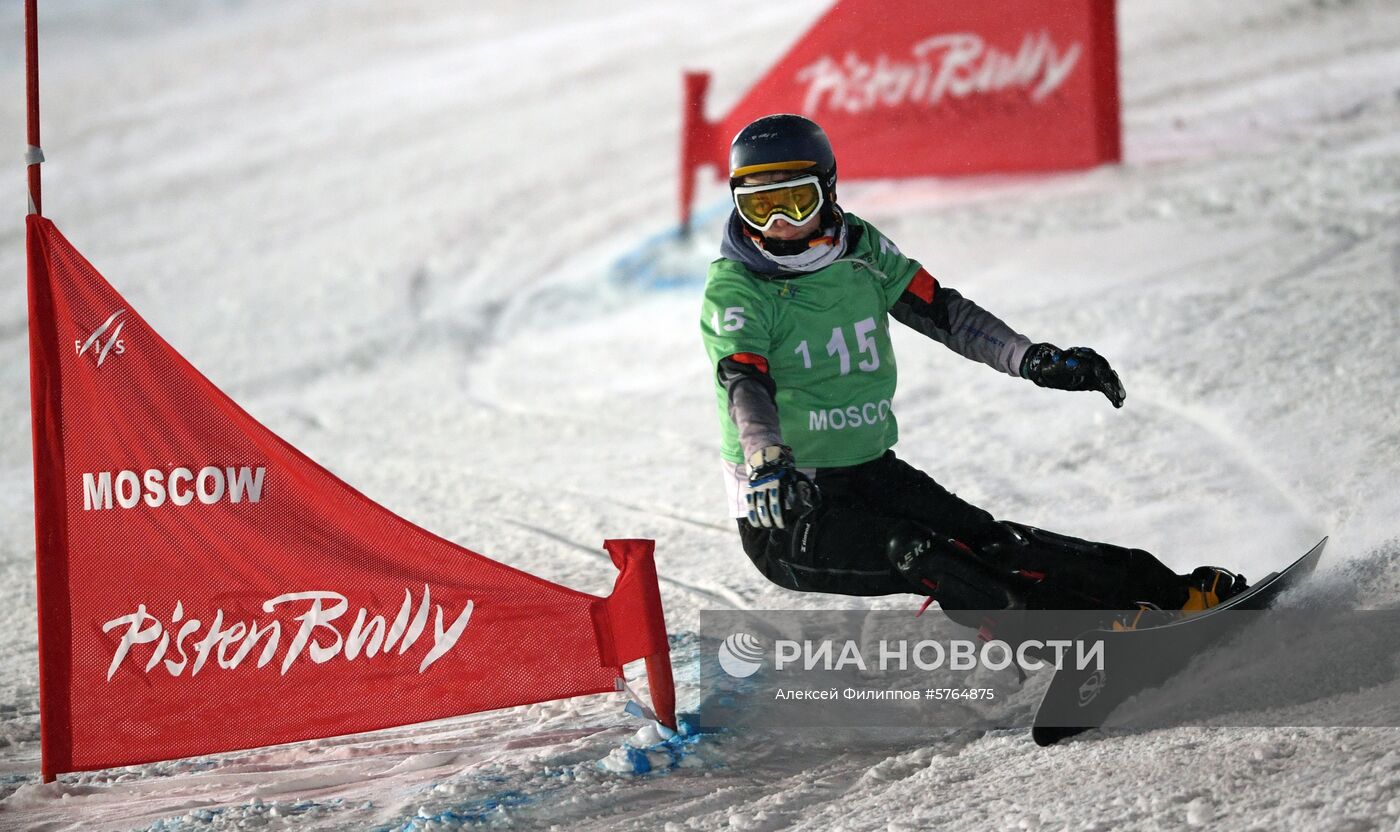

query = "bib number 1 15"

[{"left": 794, "top": 317, "right": 880, "bottom": 375}]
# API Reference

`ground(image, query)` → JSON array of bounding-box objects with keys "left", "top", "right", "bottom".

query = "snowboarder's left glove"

[
  {"left": 1021, "top": 343, "right": 1126, "bottom": 408},
  {"left": 744, "top": 445, "right": 818, "bottom": 530}
]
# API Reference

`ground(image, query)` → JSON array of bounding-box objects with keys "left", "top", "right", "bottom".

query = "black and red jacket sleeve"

[
  {"left": 889, "top": 268, "right": 1032, "bottom": 377},
  {"left": 716, "top": 352, "right": 783, "bottom": 461}
]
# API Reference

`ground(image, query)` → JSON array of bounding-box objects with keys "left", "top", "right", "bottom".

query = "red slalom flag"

[
  {"left": 679, "top": 0, "right": 1121, "bottom": 226},
  {"left": 25, "top": 216, "right": 675, "bottom": 782}
]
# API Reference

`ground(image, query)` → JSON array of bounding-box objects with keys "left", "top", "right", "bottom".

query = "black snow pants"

[{"left": 736, "top": 451, "right": 1187, "bottom": 611}]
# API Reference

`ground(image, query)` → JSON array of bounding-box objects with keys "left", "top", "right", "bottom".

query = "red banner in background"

[
  {"left": 26, "top": 216, "right": 674, "bottom": 782},
  {"left": 680, "top": 0, "right": 1121, "bottom": 225}
]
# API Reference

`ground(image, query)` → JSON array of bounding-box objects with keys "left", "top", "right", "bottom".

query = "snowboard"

[{"left": 1031, "top": 537, "right": 1327, "bottom": 746}]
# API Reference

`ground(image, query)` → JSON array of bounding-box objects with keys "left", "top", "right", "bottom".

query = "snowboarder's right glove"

[
  {"left": 744, "top": 444, "right": 818, "bottom": 530},
  {"left": 1020, "top": 343, "right": 1126, "bottom": 408}
]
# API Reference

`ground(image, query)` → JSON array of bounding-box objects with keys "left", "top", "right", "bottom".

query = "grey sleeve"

[
  {"left": 890, "top": 285, "right": 1032, "bottom": 377},
  {"left": 716, "top": 356, "right": 783, "bottom": 462}
]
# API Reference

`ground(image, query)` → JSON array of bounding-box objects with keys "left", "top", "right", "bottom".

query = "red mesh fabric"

[{"left": 25, "top": 217, "right": 672, "bottom": 779}]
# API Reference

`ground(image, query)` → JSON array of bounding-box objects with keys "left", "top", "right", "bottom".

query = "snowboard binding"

[
  {"left": 1108, "top": 567, "right": 1251, "bottom": 631},
  {"left": 1181, "top": 566, "right": 1249, "bottom": 611}
]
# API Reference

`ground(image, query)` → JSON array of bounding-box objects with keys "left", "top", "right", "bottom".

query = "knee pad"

[{"left": 885, "top": 521, "right": 1023, "bottom": 611}]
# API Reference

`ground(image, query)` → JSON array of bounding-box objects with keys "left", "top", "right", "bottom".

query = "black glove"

[
  {"left": 744, "top": 445, "right": 819, "bottom": 530},
  {"left": 1020, "top": 343, "right": 1126, "bottom": 408}
]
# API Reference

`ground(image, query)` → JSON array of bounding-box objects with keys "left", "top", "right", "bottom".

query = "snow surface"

[{"left": 1, "top": 0, "right": 1399, "bottom": 829}]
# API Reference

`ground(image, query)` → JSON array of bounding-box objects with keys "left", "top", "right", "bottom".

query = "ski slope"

[{"left": 1, "top": 0, "right": 1399, "bottom": 828}]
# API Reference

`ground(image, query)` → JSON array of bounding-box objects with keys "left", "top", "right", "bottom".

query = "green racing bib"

[{"left": 700, "top": 214, "right": 922, "bottom": 468}]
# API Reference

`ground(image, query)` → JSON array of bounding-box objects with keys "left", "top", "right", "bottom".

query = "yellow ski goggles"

[{"left": 732, "top": 175, "right": 824, "bottom": 231}]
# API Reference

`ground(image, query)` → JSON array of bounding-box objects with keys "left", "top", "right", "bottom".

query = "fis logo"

[
  {"left": 717, "top": 632, "right": 765, "bottom": 678},
  {"left": 75, "top": 309, "right": 127, "bottom": 367}
]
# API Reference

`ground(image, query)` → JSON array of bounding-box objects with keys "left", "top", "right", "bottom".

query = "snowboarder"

[{"left": 700, "top": 114, "right": 1246, "bottom": 625}]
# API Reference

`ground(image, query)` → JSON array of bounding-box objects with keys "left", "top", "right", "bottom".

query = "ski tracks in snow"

[
  {"left": 496, "top": 516, "right": 748, "bottom": 611},
  {"left": 1129, "top": 376, "right": 1325, "bottom": 541}
]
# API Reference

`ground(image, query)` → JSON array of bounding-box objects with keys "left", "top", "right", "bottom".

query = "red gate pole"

[
  {"left": 25, "top": 0, "right": 43, "bottom": 216},
  {"left": 24, "top": 0, "right": 59, "bottom": 783}
]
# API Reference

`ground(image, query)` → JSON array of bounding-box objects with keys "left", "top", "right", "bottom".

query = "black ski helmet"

[{"left": 728, "top": 114, "right": 837, "bottom": 197}]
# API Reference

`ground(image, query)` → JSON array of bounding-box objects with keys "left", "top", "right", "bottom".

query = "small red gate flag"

[{"left": 26, "top": 216, "right": 675, "bottom": 782}]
